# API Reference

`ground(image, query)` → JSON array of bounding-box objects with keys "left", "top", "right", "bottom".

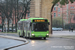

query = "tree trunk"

[
  {"left": 2, "top": 24, "right": 3, "bottom": 32},
  {"left": 8, "top": 18, "right": 9, "bottom": 32},
  {"left": 2, "top": 18, "right": 4, "bottom": 32},
  {"left": 12, "top": 23, "right": 13, "bottom": 32}
]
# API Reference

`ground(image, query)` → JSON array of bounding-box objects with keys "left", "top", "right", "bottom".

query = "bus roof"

[
  {"left": 19, "top": 18, "right": 45, "bottom": 21},
  {"left": 18, "top": 18, "right": 49, "bottom": 22},
  {"left": 28, "top": 18, "right": 44, "bottom": 20},
  {"left": 19, "top": 19, "right": 27, "bottom": 21},
  {"left": 27, "top": 18, "right": 49, "bottom": 22}
]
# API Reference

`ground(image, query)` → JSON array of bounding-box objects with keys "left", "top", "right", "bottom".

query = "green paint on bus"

[{"left": 17, "top": 18, "right": 50, "bottom": 39}]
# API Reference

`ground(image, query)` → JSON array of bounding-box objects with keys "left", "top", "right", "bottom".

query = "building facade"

[
  {"left": 52, "top": 2, "right": 75, "bottom": 23},
  {"left": 1, "top": 0, "right": 54, "bottom": 34},
  {"left": 30, "top": 0, "right": 53, "bottom": 34}
]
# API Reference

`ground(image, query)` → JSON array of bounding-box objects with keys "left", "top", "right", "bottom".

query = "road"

[
  {"left": 0, "top": 31, "right": 75, "bottom": 50},
  {"left": 0, "top": 37, "right": 24, "bottom": 50},
  {"left": 10, "top": 37, "right": 75, "bottom": 50}
]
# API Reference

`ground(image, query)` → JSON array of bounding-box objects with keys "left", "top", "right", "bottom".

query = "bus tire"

[
  {"left": 19, "top": 32, "right": 21, "bottom": 37},
  {"left": 22, "top": 31, "right": 25, "bottom": 37},
  {"left": 24, "top": 32, "right": 26, "bottom": 38},
  {"left": 19, "top": 32, "right": 23, "bottom": 37},
  {"left": 44, "top": 37, "right": 46, "bottom": 40},
  {"left": 28, "top": 33, "right": 30, "bottom": 39}
]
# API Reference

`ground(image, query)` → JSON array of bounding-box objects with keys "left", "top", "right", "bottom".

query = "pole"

[
  {"left": 16, "top": 0, "right": 18, "bottom": 32},
  {"left": 67, "top": 4, "right": 68, "bottom": 23},
  {"left": 6, "top": 18, "right": 7, "bottom": 35},
  {"left": 62, "top": 6, "right": 63, "bottom": 29},
  {"left": 15, "top": 1, "right": 16, "bottom": 32}
]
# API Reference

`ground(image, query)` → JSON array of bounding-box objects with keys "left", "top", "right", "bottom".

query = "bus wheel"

[
  {"left": 19, "top": 32, "right": 23, "bottom": 37},
  {"left": 19, "top": 32, "right": 21, "bottom": 37},
  {"left": 28, "top": 33, "right": 30, "bottom": 39},
  {"left": 24, "top": 32, "right": 26, "bottom": 38},
  {"left": 44, "top": 37, "right": 46, "bottom": 40},
  {"left": 22, "top": 32, "right": 25, "bottom": 37}
]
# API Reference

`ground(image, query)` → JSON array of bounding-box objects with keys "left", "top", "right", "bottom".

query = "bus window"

[{"left": 32, "top": 23, "right": 49, "bottom": 31}]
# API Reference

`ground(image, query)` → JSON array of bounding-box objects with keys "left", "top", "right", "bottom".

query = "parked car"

[
  {"left": 0, "top": 29, "right": 2, "bottom": 32},
  {"left": 4, "top": 28, "right": 16, "bottom": 32},
  {"left": 52, "top": 27, "right": 63, "bottom": 31}
]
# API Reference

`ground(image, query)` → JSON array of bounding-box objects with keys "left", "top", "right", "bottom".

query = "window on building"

[
  {"left": 73, "top": 7, "right": 74, "bottom": 9},
  {"left": 58, "top": 14, "right": 60, "bottom": 16},
  {"left": 70, "top": 7, "right": 74, "bottom": 9},
  {"left": 71, "top": 13, "right": 74, "bottom": 15},
  {"left": 58, "top": 8, "right": 60, "bottom": 12},
  {"left": 71, "top": 7, "right": 72, "bottom": 9},
  {"left": 54, "top": 7, "right": 56, "bottom": 11},
  {"left": 54, "top": 13, "right": 56, "bottom": 17}
]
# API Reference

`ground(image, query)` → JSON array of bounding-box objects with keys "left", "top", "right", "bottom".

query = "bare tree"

[
  {"left": 21, "top": 0, "right": 31, "bottom": 19},
  {"left": 0, "top": 0, "right": 31, "bottom": 32}
]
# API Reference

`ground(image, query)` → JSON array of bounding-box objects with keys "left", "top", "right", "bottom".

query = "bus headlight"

[
  {"left": 32, "top": 34, "right": 34, "bottom": 36},
  {"left": 47, "top": 34, "right": 49, "bottom": 35}
]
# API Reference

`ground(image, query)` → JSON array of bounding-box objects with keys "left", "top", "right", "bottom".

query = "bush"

[
  {"left": 65, "top": 23, "right": 75, "bottom": 30},
  {"left": 52, "top": 17, "right": 63, "bottom": 28},
  {"left": 0, "top": 25, "right": 2, "bottom": 28}
]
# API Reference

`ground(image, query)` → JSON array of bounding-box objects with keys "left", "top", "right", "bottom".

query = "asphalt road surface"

[
  {"left": 0, "top": 37, "right": 24, "bottom": 50},
  {"left": 0, "top": 31, "right": 75, "bottom": 50},
  {"left": 9, "top": 37, "right": 75, "bottom": 50}
]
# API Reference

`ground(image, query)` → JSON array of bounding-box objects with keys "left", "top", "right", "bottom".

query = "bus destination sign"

[{"left": 33, "top": 19, "right": 47, "bottom": 22}]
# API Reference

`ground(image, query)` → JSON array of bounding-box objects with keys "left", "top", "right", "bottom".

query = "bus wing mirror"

[
  {"left": 48, "top": 22, "right": 50, "bottom": 25},
  {"left": 30, "top": 23, "right": 32, "bottom": 26}
]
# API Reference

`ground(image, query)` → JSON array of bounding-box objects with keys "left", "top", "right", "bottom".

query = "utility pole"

[
  {"left": 6, "top": 18, "right": 7, "bottom": 35},
  {"left": 62, "top": 6, "right": 63, "bottom": 29},
  {"left": 15, "top": 0, "right": 17, "bottom": 32},
  {"left": 67, "top": 4, "right": 68, "bottom": 23},
  {"left": 16, "top": 0, "right": 18, "bottom": 32}
]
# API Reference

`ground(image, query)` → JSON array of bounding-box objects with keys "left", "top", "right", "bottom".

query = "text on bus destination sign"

[{"left": 33, "top": 20, "right": 47, "bottom": 22}]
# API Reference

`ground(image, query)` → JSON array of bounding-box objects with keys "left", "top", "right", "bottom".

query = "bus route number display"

[{"left": 33, "top": 20, "right": 47, "bottom": 22}]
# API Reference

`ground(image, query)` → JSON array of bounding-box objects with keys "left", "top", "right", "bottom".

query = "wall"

[{"left": 30, "top": 0, "right": 53, "bottom": 34}]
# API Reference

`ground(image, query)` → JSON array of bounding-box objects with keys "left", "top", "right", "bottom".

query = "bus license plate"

[{"left": 39, "top": 36, "right": 42, "bottom": 37}]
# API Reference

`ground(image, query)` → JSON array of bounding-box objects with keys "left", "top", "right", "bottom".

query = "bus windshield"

[{"left": 32, "top": 23, "right": 49, "bottom": 31}]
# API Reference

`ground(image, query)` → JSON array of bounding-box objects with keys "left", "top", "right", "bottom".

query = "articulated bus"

[{"left": 17, "top": 18, "right": 50, "bottom": 39}]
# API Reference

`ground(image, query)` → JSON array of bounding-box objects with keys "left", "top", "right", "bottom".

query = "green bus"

[{"left": 17, "top": 18, "right": 50, "bottom": 39}]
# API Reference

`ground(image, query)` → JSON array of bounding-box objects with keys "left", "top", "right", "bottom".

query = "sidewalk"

[
  {"left": 50, "top": 30, "right": 75, "bottom": 39},
  {"left": 52, "top": 30, "right": 75, "bottom": 35}
]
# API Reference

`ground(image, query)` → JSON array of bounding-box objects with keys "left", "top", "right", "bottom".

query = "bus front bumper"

[{"left": 31, "top": 34, "right": 49, "bottom": 38}]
